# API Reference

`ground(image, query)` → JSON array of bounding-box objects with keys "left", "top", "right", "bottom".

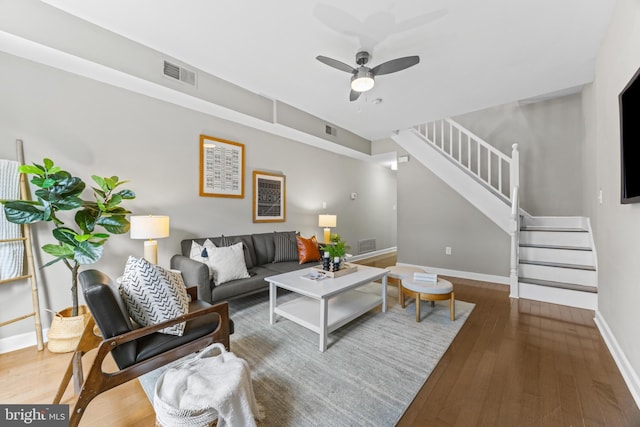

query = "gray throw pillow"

[{"left": 273, "top": 231, "right": 298, "bottom": 262}]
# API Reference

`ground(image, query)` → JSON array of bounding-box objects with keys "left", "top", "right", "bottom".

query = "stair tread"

[
  {"left": 519, "top": 277, "right": 598, "bottom": 293},
  {"left": 519, "top": 243, "right": 592, "bottom": 251},
  {"left": 519, "top": 259, "right": 596, "bottom": 271},
  {"left": 520, "top": 226, "right": 588, "bottom": 232}
]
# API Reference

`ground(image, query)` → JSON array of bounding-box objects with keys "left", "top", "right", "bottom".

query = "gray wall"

[
  {"left": 0, "top": 52, "right": 396, "bottom": 340},
  {"left": 396, "top": 155, "right": 510, "bottom": 276},
  {"left": 584, "top": 0, "right": 640, "bottom": 389},
  {"left": 453, "top": 94, "right": 585, "bottom": 216}
]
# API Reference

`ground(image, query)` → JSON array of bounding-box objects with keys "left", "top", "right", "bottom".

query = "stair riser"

[
  {"left": 518, "top": 263, "right": 596, "bottom": 286},
  {"left": 518, "top": 283, "right": 597, "bottom": 310},
  {"left": 519, "top": 231, "right": 591, "bottom": 248},
  {"left": 519, "top": 247, "right": 595, "bottom": 266},
  {"left": 521, "top": 216, "right": 588, "bottom": 229}
]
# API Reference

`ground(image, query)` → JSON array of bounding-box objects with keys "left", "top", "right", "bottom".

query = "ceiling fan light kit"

[
  {"left": 317, "top": 50, "right": 420, "bottom": 101},
  {"left": 351, "top": 69, "right": 375, "bottom": 92}
]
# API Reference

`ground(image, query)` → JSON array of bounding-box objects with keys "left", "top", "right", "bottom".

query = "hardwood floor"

[
  {"left": 1, "top": 257, "right": 638, "bottom": 426},
  {"left": 397, "top": 277, "right": 640, "bottom": 427}
]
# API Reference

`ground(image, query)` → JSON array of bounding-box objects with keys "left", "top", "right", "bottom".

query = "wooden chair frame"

[{"left": 53, "top": 294, "right": 231, "bottom": 427}]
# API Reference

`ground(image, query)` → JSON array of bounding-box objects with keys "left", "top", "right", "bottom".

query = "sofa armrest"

[{"left": 171, "top": 255, "right": 212, "bottom": 303}]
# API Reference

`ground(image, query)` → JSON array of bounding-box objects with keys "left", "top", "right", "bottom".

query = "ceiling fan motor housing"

[{"left": 355, "top": 51, "right": 370, "bottom": 66}]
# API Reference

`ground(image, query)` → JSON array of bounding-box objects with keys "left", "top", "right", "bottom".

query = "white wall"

[
  {"left": 586, "top": 0, "right": 640, "bottom": 400},
  {"left": 0, "top": 52, "right": 396, "bottom": 341}
]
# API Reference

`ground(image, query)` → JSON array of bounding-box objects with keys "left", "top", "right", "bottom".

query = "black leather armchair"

[{"left": 53, "top": 269, "right": 232, "bottom": 427}]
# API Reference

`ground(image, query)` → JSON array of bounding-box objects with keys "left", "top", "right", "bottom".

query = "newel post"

[
  {"left": 510, "top": 143, "right": 519, "bottom": 200},
  {"left": 509, "top": 143, "right": 520, "bottom": 299}
]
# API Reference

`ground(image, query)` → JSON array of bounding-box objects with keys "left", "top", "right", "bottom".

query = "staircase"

[
  {"left": 392, "top": 118, "right": 597, "bottom": 310},
  {"left": 518, "top": 216, "right": 597, "bottom": 309}
]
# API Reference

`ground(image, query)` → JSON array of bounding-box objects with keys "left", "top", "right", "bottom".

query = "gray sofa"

[{"left": 170, "top": 231, "right": 317, "bottom": 303}]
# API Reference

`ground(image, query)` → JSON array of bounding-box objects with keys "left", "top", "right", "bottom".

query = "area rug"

[{"left": 140, "top": 283, "right": 474, "bottom": 426}]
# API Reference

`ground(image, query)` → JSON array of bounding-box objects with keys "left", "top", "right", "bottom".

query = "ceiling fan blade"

[
  {"left": 349, "top": 89, "right": 361, "bottom": 102},
  {"left": 371, "top": 56, "right": 420, "bottom": 76},
  {"left": 316, "top": 55, "right": 356, "bottom": 73}
]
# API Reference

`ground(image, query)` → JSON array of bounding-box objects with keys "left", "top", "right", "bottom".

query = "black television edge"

[{"left": 620, "top": 65, "right": 640, "bottom": 204}]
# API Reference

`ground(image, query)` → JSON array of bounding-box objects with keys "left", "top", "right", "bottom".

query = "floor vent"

[
  {"left": 163, "top": 60, "right": 196, "bottom": 86},
  {"left": 358, "top": 238, "right": 376, "bottom": 254}
]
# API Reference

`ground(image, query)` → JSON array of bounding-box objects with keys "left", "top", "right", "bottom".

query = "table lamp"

[
  {"left": 130, "top": 215, "right": 170, "bottom": 264},
  {"left": 318, "top": 214, "right": 337, "bottom": 244}
]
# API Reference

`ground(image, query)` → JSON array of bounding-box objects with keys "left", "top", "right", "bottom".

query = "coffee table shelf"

[
  {"left": 274, "top": 289, "right": 382, "bottom": 334},
  {"left": 266, "top": 265, "right": 388, "bottom": 351}
]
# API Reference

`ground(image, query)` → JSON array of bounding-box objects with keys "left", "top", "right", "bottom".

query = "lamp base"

[
  {"left": 143, "top": 240, "right": 158, "bottom": 265},
  {"left": 323, "top": 228, "right": 331, "bottom": 245}
]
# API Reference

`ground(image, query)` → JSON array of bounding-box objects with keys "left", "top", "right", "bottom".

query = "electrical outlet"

[{"left": 445, "top": 246, "right": 452, "bottom": 255}]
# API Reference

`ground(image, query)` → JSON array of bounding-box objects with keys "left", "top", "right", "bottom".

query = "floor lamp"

[{"left": 130, "top": 215, "right": 170, "bottom": 264}]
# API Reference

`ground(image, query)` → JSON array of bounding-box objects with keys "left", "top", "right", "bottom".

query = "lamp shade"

[
  {"left": 318, "top": 214, "right": 337, "bottom": 228},
  {"left": 130, "top": 215, "right": 170, "bottom": 239}
]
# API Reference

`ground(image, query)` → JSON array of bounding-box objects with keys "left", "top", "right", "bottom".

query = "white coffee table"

[{"left": 266, "top": 265, "right": 388, "bottom": 352}]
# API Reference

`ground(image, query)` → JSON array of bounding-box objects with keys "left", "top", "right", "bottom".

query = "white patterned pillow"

[
  {"left": 207, "top": 242, "right": 250, "bottom": 285},
  {"left": 189, "top": 239, "right": 216, "bottom": 278},
  {"left": 119, "top": 256, "right": 190, "bottom": 336}
]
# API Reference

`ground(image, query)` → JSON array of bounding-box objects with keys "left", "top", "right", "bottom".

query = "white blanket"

[
  {"left": 0, "top": 159, "right": 23, "bottom": 281},
  {"left": 154, "top": 343, "right": 262, "bottom": 427}
]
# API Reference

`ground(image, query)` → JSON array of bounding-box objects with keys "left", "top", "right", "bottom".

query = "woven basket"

[{"left": 47, "top": 305, "right": 90, "bottom": 353}]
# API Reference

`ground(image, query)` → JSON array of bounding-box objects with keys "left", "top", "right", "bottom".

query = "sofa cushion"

[
  {"left": 296, "top": 235, "right": 321, "bottom": 264},
  {"left": 251, "top": 232, "right": 277, "bottom": 265},
  {"left": 263, "top": 260, "right": 312, "bottom": 274},
  {"left": 211, "top": 266, "right": 274, "bottom": 301},
  {"left": 119, "top": 257, "right": 190, "bottom": 336},
  {"left": 273, "top": 231, "right": 299, "bottom": 262}
]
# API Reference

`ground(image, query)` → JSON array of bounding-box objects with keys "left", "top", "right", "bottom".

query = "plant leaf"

[
  {"left": 19, "top": 165, "right": 44, "bottom": 176},
  {"left": 117, "top": 189, "right": 136, "bottom": 200},
  {"left": 75, "top": 209, "right": 98, "bottom": 233},
  {"left": 73, "top": 241, "right": 104, "bottom": 265},
  {"left": 42, "top": 243, "right": 74, "bottom": 259},
  {"left": 97, "top": 215, "right": 130, "bottom": 234},
  {"left": 3, "top": 202, "right": 45, "bottom": 224}
]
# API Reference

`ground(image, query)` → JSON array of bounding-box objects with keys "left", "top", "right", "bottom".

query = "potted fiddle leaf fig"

[{"left": 1, "top": 158, "right": 135, "bottom": 351}]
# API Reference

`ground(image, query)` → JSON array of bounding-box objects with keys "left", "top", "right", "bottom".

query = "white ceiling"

[{"left": 41, "top": 0, "right": 615, "bottom": 141}]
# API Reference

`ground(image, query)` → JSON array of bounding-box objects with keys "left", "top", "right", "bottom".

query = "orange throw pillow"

[{"left": 296, "top": 235, "right": 321, "bottom": 264}]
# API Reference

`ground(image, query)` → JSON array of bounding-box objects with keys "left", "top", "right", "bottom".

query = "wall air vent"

[
  {"left": 357, "top": 238, "right": 376, "bottom": 254},
  {"left": 325, "top": 125, "right": 337, "bottom": 137},
  {"left": 163, "top": 60, "right": 196, "bottom": 86}
]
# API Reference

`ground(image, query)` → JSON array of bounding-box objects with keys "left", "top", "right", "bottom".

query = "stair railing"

[{"left": 414, "top": 119, "right": 519, "bottom": 206}]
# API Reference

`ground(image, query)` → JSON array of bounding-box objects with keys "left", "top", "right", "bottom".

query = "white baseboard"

[
  {"left": 395, "top": 262, "right": 509, "bottom": 285},
  {"left": 348, "top": 246, "right": 397, "bottom": 262},
  {"left": 0, "top": 328, "right": 48, "bottom": 354},
  {"left": 594, "top": 311, "right": 640, "bottom": 410}
]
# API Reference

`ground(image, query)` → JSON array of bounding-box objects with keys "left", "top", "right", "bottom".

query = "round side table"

[
  {"left": 385, "top": 266, "right": 427, "bottom": 304},
  {"left": 400, "top": 277, "right": 455, "bottom": 322}
]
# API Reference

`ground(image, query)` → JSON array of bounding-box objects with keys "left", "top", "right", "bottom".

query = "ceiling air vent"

[
  {"left": 325, "top": 125, "right": 337, "bottom": 137},
  {"left": 163, "top": 60, "right": 196, "bottom": 86}
]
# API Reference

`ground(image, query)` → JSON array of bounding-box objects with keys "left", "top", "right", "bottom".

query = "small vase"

[{"left": 333, "top": 256, "right": 341, "bottom": 271}]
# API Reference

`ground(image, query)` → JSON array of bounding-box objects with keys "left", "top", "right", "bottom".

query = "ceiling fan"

[{"left": 316, "top": 51, "right": 420, "bottom": 101}]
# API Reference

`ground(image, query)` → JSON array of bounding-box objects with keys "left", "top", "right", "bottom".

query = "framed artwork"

[
  {"left": 253, "top": 171, "right": 286, "bottom": 222},
  {"left": 199, "top": 134, "right": 245, "bottom": 198}
]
